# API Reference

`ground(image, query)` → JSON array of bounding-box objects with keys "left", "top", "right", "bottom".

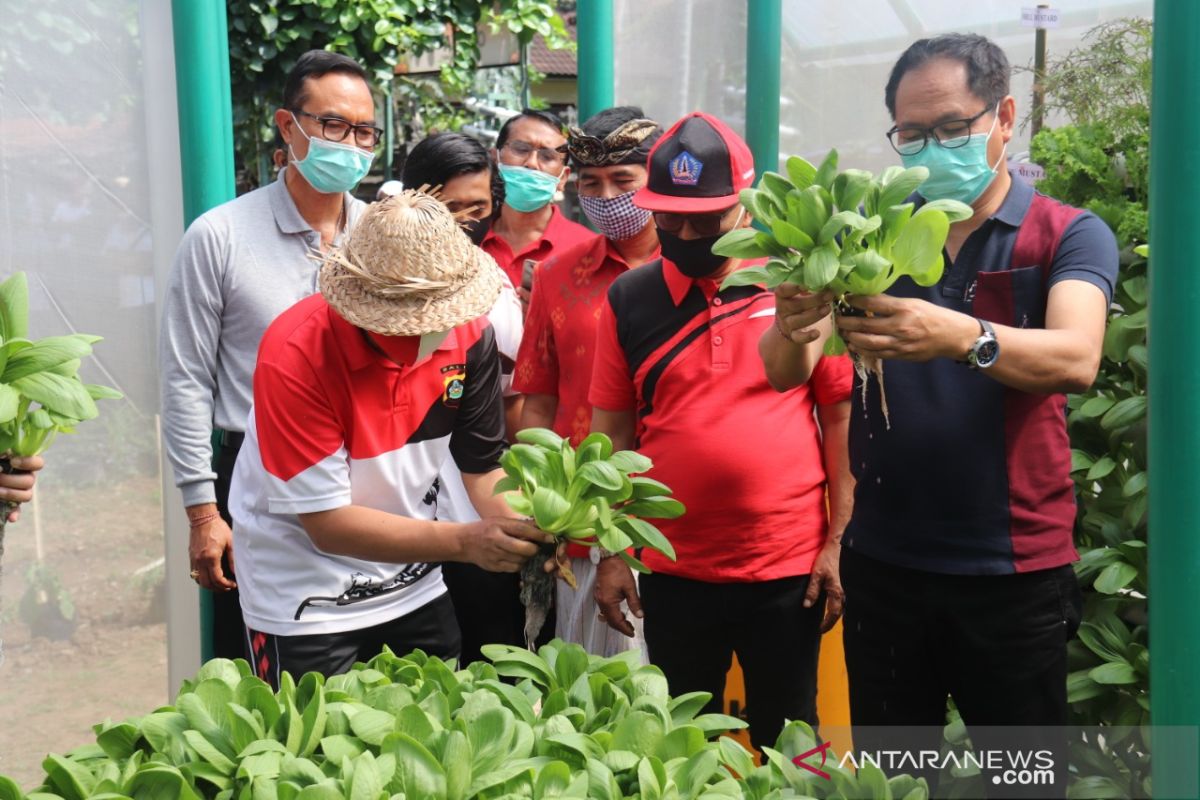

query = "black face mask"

[
  {"left": 656, "top": 228, "right": 728, "bottom": 278},
  {"left": 462, "top": 217, "right": 490, "bottom": 247}
]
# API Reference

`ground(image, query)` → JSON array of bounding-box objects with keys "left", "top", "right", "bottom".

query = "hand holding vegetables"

[
  {"left": 715, "top": 149, "right": 972, "bottom": 425},
  {"left": 494, "top": 427, "right": 684, "bottom": 647}
]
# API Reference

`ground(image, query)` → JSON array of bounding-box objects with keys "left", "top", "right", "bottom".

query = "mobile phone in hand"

[{"left": 522, "top": 259, "right": 537, "bottom": 293}]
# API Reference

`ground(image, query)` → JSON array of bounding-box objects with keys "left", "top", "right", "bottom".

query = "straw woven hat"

[{"left": 318, "top": 190, "right": 502, "bottom": 336}]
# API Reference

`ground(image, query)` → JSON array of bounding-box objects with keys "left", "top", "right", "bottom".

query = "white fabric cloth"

[
  {"left": 437, "top": 271, "right": 523, "bottom": 524},
  {"left": 556, "top": 555, "right": 646, "bottom": 660}
]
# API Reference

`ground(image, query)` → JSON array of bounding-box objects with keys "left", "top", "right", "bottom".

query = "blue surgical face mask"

[
  {"left": 899, "top": 106, "right": 1006, "bottom": 205},
  {"left": 498, "top": 163, "right": 561, "bottom": 212},
  {"left": 289, "top": 112, "right": 375, "bottom": 194}
]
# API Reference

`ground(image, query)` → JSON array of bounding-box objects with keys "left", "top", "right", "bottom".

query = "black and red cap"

[{"left": 633, "top": 112, "right": 756, "bottom": 213}]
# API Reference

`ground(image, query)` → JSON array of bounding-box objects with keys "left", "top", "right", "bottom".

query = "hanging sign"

[{"left": 1021, "top": 7, "right": 1061, "bottom": 28}]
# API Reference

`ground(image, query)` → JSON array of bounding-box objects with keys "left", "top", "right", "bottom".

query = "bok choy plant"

[
  {"left": 0, "top": 273, "right": 122, "bottom": 661},
  {"left": 714, "top": 150, "right": 972, "bottom": 424},
  {"left": 494, "top": 428, "right": 684, "bottom": 646}
]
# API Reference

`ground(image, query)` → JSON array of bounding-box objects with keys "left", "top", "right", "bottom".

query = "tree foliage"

[
  {"left": 226, "top": 1, "right": 572, "bottom": 189},
  {"left": 1029, "top": 17, "right": 1151, "bottom": 797}
]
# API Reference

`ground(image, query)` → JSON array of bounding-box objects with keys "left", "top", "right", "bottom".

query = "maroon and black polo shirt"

[
  {"left": 589, "top": 258, "right": 852, "bottom": 583},
  {"left": 844, "top": 173, "right": 1120, "bottom": 575}
]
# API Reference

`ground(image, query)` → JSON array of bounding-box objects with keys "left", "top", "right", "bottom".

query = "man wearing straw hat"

[{"left": 228, "top": 191, "right": 552, "bottom": 685}]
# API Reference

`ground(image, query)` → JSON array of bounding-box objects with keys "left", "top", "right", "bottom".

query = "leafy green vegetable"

[
  {"left": 497, "top": 429, "right": 683, "bottom": 645},
  {"left": 12, "top": 643, "right": 919, "bottom": 800},
  {"left": 0, "top": 272, "right": 122, "bottom": 664},
  {"left": 714, "top": 150, "right": 970, "bottom": 354}
]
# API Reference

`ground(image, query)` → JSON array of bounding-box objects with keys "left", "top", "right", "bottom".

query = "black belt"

[{"left": 217, "top": 429, "right": 245, "bottom": 451}]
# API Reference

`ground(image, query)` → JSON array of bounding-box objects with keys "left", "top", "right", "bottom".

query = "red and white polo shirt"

[
  {"left": 589, "top": 258, "right": 853, "bottom": 583},
  {"left": 230, "top": 293, "right": 506, "bottom": 635}
]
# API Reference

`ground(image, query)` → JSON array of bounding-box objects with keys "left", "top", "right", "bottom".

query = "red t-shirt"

[
  {"left": 514, "top": 233, "right": 660, "bottom": 444},
  {"left": 588, "top": 259, "right": 853, "bottom": 582},
  {"left": 480, "top": 205, "right": 595, "bottom": 289}
]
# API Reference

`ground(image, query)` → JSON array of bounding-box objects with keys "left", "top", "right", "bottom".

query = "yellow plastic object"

[{"left": 721, "top": 621, "right": 852, "bottom": 758}]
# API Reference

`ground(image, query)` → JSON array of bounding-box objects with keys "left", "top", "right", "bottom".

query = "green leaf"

[
  {"left": 532, "top": 486, "right": 571, "bottom": 530},
  {"left": 832, "top": 169, "right": 873, "bottom": 212},
  {"left": 711, "top": 228, "right": 770, "bottom": 260},
  {"left": 1094, "top": 561, "right": 1138, "bottom": 594},
  {"left": 516, "top": 427, "right": 564, "bottom": 450},
  {"left": 620, "top": 517, "right": 676, "bottom": 561},
  {"left": 1079, "top": 395, "right": 1115, "bottom": 418},
  {"left": 0, "top": 384, "right": 19, "bottom": 424},
  {"left": 719, "top": 265, "right": 772, "bottom": 290},
  {"left": 890, "top": 210, "right": 949, "bottom": 287},
  {"left": 42, "top": 753, "right": 98, "bottom": 800},
  {"left": 620, "top": 496, "right": 685, "bottom": 520},
  {"left": 577, "top": 461, "right": 623, "bottom": 492},
  {"left": 1067, "top": 670, "right": 1107, "bottom": 703},
  {"left": 813, "top": 149, "right": 839, "bottom": 189},
  {"left": 384, "top": 733, "right": 446, "bottom": 797},
  {"left": 629, "top": 477, "right": 673, "bottom": 499},
  {"left": 789, "top": 186, "right": 829, "bottom": 240},
  {"left": 913, "top": 198, "right": 974, "bottom": 222},
  {"left": 348, "top": 709, "right": 395, "bottom": 746},
  {"left": 759, "top": 171, "right": 795, "bottom": 202},
  {"left": 878, "top": 166, "right": 929, "bottom": 210},
  {"left": 817, "top": 210, "right": 872, "bottom": 246},
  {"left": 1086, "top": 456, "right": 1116, "bottom": 481},
  {"left": 1089, "top": 661, "right": 1138, "bottom": 685},
  {"left": 1122, "top": 471, "right": 1147, "bottom": 498},
  {"left": 0, "top": 273, "right": 30, "bottom": 341},
  {"left": 11, "top": 372, "right": 98, "bottom": 421},
  {"left": 769, "top": 219, "right": 814, "bottom": 251},
  {"left": 85, "top": 383, "right": 123, "bottom": 401},
  {"left": 785, "top": 156, "right": 817, "bottom": 190},
  {"left": 2, "top": 335, "right": 94, "bottom": 383},
  {"left": 608, "top": 450, "right": 652, "bottom": 475},
  {"left": 802, "top": 244, "right": 841, "bottom": 291},
  {"left": 1100, "top": 396, "right": 1146, "bottom": 431}
]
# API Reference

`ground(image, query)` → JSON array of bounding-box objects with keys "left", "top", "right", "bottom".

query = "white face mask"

[{"left": 417, "top": 329, "right": 452, "bottom": 361}]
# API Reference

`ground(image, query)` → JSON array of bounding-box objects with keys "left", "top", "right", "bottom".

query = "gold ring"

[{"left": 190, "top": 569, "right": 201, "bottom": 581}]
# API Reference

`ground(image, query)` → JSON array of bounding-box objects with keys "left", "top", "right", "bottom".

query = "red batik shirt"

[{"left": 514, "top": 233, "right": 660, "bottom": 445}]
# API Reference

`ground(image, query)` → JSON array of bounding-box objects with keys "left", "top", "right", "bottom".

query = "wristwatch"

[{"left": 966, "top": 319, "right": 1000, "bottom": 369}]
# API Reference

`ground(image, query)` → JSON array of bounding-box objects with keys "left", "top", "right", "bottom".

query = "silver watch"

[{"left": 966, "top": 318, "right": 1000, "bottom": 369}]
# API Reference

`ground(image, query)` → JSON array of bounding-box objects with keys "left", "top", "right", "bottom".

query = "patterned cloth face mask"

[{"left": 579, "top": 190, "right": 652, "bottom": 241}]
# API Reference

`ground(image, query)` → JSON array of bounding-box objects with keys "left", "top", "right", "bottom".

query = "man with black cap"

[
  {"left": 514, "top": 105, "right": 662, "bottom": 656},
  {"left": 588, "top": 112, "right": 854, "bottom": 752}
]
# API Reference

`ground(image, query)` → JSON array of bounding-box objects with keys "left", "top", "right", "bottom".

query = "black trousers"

[
  {"left": 212, "top": 437, "right": 247, "bottom": 661},
  {"left": 639, "top": 572, "right": 823, "bottom": 753},
  {"left": 840, "top": 547, "right": 1082, "bottom": 798},
  {"left": 441, "top": 563, "right": 536, "bottom": 667},
  {"left": 244, "top": 592, "right": 460, "bottom": 690}
]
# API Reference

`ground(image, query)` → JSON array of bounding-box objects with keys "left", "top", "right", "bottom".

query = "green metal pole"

[
  {"left": 1149, "top": 2, "right": 1200, "bottom": 798},
  {"left": 576, "top": 0, "right": 614, "bottom": 123},
  {"left": 172, "top": 0, "right": 235, "bottom": 664},
  {"left": 745, "top": 0, "right": 781, "bottom": 179}
]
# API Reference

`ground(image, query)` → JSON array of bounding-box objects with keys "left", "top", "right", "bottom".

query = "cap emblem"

[{"left": 669, "top": 150, "right": 703, "bottom": 186}]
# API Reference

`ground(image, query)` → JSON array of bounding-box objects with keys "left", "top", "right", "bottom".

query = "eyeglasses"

[
  {"left": 501, "top": 140, "right": 568, "bottom": 169},
  {"left": 292, "top": 109, "right": 384, "bottom": 148},
  {"left": 654, "top": 206, "right": 742, "bottom": 237},
  {"left": 885, "top": 106, "right": 995, "bottom": 156}
]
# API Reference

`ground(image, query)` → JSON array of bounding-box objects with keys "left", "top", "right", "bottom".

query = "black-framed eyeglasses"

[
  {"left": 653, "top": 205, "right": 742, "bottom": 237},
  {"left": 501, "top": 139, "right": 568, "bottom": 169},
  {"left": 292, "top": 109, "right": 384, "bottom": 148},
  {"left": 886, "top": 105, "right": 995, "bottom": 156}
]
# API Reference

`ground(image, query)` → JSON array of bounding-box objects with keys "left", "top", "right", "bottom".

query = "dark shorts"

[{"left": 244, "top": 592, "right": 461, "bottom": 689}]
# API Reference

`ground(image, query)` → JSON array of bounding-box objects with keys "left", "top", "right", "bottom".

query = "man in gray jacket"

[{"left": 159, "top": 50, "right": 377, "bottom": 658}]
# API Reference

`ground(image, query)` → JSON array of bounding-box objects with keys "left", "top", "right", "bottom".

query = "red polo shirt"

[
  {"left": 481, "top": 205, "right": 595, "bottom": 289},
  {"left": 589, "top": 259, "right": 853, "bottom": 582},
  {"left": 514, "top": 233, "right": 660, "bottom": 444},
  {"left": 230, "top": 293, "right": 506, "bottom": 635}
]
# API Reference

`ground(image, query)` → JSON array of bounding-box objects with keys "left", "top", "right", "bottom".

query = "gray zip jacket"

[{"left": 159, "top": 169, "right": 364, "bottom": 507}]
